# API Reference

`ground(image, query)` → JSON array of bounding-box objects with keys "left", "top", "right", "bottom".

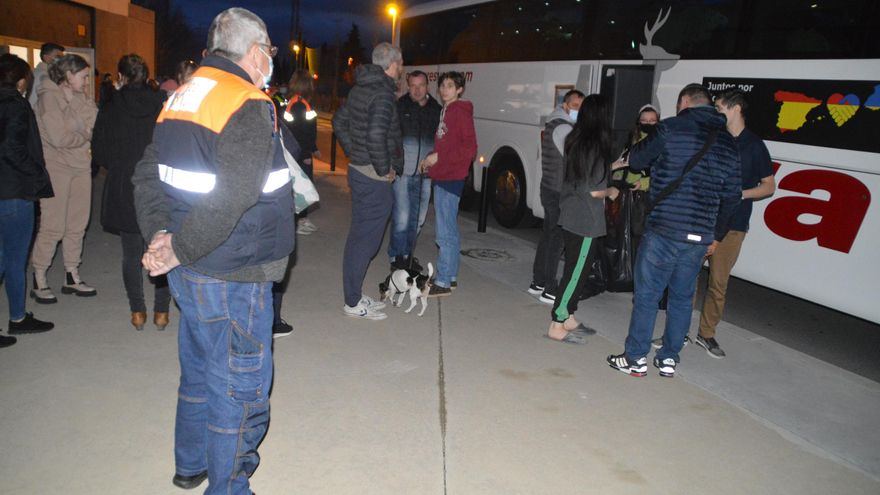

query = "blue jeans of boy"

[
  {"left": 388, "top": 173, "right": 432, "bottom": 262},
  {"left": 624, "top": 230, "right": 707, "bottom": 363},
  {"left": 168, "top": 266, "right": 274, "bottom": 495},
  {"left": 0, "top": 199, "right": 35, "bottom": 321},
  {"left": 432, "top": 180, "right": 464, "bottom": 288}
]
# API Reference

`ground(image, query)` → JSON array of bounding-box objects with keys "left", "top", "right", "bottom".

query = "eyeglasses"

[{"left": 261, "top": 45, "right": 278, "bottom": 57}]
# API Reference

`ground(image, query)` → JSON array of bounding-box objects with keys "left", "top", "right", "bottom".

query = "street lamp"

[
  {"left": 386, "top": 4, "right": 399, "bottom": 46},
  {"left": 292, "top": 43, "right": 301, "bottom": 69}
]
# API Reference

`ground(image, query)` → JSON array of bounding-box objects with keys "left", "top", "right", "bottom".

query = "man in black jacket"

[
  {"left": 388, "top": 70, "right": 441, "bottom": 271},
  {"left": 333, "top": 42, "right": 404, "bottom": 320}
]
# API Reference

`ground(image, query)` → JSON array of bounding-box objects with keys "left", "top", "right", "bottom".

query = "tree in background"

[
  {"left": 132, "top": 0, "right": 201, "bottom": 79},
  {"left": 340, "top": 23, "right": 366, "bottom": 89}
]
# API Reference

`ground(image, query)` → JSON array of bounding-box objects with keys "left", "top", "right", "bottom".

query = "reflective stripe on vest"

[
  {"left": 158, "top": 164, "right": 290, "bottom": 193},
  {"left": 283, "top": 95, "right": 317, "bottom": 123}
]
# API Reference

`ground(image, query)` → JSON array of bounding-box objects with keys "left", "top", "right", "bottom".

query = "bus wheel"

[{"left": 490, "top": 155, "right": 527, "bottom": 228}]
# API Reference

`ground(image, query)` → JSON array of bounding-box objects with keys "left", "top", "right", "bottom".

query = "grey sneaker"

[
  {"left": 695, "top": 335, "right": 726, "bottom": 359},
  {"left": 62, "top": 270, "right": 97, "bottom": 297},
  {"left": 343, "top": 302, "right": 387, "bottom": 320},
  {"left": 651, "top": 335, "right": 691, "bottom": 349},
  {"left": 359, "top": 294, "right": 386, "bottom": 310},
  {"left": 31, "top": 272, "right": 57, "bottom": 304}
]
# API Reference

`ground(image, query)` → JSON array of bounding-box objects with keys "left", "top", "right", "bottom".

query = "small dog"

[{"left": 379, "top": 262, "right": 434, "bottom": 317}]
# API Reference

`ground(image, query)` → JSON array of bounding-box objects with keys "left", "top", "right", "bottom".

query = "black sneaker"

[
  {"left": 272, "top": 319, "right": 293, "bottom": 339},
  {"left": 451, "top": 281, "right": 458, "bottom": 289},
  {"left": 695, "top": 335, "right": 726, "bottom": 359},
  {"left": 8, "top": 313, "right": 54, "bottom": 335},
  {"left": 651, "top": 335, "right": 691, "bottom": 349},
  {"left": 428, "top": 285, "right": 452, "bottom": 297},
  {"left": 172, "top": 471, "right": 208, "bottom": 489},
  {"left": 606, "top": 353, "right": 647, "bottom": 377},
  {"left": 653, "top": 357, "right": 677, "bottom": 377},
  {"left": 0, "top": 334, "right": 16, "bottom": 348},
  {"left": 527, "top": 282, "right": 544, "bottom": 295},
  {"left": 538, "top": 289, "right": 557, "bottom": 305}
]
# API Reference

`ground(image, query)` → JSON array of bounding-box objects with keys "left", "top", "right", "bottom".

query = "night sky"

[{"left": 175, "top": 0, "right": 436, "bottom": 48}]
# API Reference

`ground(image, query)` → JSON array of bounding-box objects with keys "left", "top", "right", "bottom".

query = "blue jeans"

[
  {"left": 624, "top": 230, "right": 707, "bottom": 362},
  {"left": 433, "top": 180, "right": 464, "bottom": 288},
  {"left": 0, "top": 199, "right": 35, "bottom": 321},
  {"left": 388, "top": 173, "right": 432, "bottom": 261},
  {"left": 167, "top": 266, "right": 274, "bottom": 495},
  {"left": 343, "top": 168, "right": 392, "bottom": 307}
]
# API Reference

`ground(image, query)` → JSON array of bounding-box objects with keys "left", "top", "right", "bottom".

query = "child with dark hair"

[
  {"left": 420, "top": 71, "right": 477, "bottom": 296},
  {"left": 548, "top": 94, "right": 620, "bottom": 344},
  {"left": 92, "top": 53, "right": 169, "bottom": 330}
]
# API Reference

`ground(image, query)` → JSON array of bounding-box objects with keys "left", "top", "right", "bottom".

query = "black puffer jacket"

[
  {"left": 0, "top": 88, "right": 53, "bottom": 200},
  {"left": 398, "top": 93, "right": 441, "bottom": 176},
  {"left": 92, "top": 85, "right": 165, "bottom": 233},
  {"left": 332, "top": 64, "right": 403, "bottom": 176}
]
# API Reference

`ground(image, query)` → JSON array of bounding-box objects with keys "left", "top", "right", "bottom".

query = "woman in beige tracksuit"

[{"left": 30, "top": 54, "right": 98, "bottom": 303}]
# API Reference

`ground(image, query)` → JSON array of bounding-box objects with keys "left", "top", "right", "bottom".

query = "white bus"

[{"left": 400, "top": 0, "right": 880, "bottom": 323}]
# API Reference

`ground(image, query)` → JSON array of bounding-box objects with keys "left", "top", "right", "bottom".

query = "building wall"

[
  {"left": 0, "top": 0, "right": 154, "bottom": 83},
  {"left": 0, "top": 0, "right": 93, "bottom": 49},
  {"left": 94, "top": 4, "right": 155, "bottom": 79}
]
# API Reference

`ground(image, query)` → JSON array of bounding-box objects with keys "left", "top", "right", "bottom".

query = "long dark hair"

[{"left": 563, "top": 93, "right": 612, "bottom": 186}]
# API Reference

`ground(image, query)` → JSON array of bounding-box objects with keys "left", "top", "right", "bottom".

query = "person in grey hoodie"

[
  {"left": 528, "top": 89, "right": 584, "bottom": 304},
  {"left": 332, "top": 42, "right": 403, "bottom": 320}
]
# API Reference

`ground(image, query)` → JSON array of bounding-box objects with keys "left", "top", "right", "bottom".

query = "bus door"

[{"left": 599, "top": 65, "right": 655, "bottom": 154}]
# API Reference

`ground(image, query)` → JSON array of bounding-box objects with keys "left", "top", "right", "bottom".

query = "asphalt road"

[{"left": 316, "top": 115, "right": 880, "bottom": 383}]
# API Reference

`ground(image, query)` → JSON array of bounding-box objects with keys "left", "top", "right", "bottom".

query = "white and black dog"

[{"left": 379, "top": 262, "right": 434, "bottom": 317}]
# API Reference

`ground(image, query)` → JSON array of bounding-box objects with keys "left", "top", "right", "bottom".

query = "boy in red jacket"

[{"left": 420, "top": 72, "right": 477, "bottom": 296}]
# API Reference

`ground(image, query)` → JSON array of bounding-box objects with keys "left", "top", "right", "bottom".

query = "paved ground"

[{"left": 1, "top": 165, "right": 878, "bottom": 494}]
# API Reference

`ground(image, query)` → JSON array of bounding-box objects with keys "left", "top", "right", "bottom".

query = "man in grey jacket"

[
  {"left": 528, "top": 89, "right": 584, "bottom": 304},
  {"left": 333, "top": 42, "right": 404, "bottom": 320},
  {"left": 28, "top": 42, "right": 63, "bottom": 108}
]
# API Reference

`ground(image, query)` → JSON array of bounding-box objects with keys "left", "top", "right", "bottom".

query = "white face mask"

[
  {"left": 256, "top": 47, "right": 273, "bottom": 89},
  {"left": 568, "top": 109, "right": 578, "bottom": 122}
]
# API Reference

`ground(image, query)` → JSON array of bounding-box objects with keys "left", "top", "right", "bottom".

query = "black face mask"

[{"left": 639, "top": 123, "right": 658, "bottom": 136}]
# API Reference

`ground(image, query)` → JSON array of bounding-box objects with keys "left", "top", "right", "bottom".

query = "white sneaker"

[
  {"left": 343, "top": 302, "right": 387, "bottom": 320},
  {"left": 298, "top": 218, "right": 318, "bottom": 232},
  {"left": 359, "top": 294, "right": 386, "bottom": 310}
]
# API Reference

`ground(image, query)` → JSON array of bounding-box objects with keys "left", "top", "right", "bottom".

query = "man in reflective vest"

[{"left": 132, "top": 8, "right": 294, "bottom": 494}]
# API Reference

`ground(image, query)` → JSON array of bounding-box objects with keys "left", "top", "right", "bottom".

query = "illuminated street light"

[
  {"left": 387, "top": 4, "right": 399, "bottom": 47},
  {"left": 292, "top": 42, "right": 301, "bottom": 69}
]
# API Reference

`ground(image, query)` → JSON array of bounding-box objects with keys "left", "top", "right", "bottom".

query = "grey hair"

[
  {"left": 47, "top": 54, "right": 89, "bottom": 84},
  {"left": 372, "top": 42, "right": 402, "bottom": 70},
  {"left": 207, "top": 8, "right": 269, "bottom": 62}
]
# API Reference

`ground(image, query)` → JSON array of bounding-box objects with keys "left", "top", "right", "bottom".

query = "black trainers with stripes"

[
  {"left": 606, "top": 353, "right": 647, "bottom": 377},
  {"left": 653, "top": 357, "right": 677, "bottom": 377}
]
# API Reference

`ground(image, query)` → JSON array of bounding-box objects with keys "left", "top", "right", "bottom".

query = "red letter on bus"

[{"left": 764, "top": 170, "right": 870, "bottom": 253}]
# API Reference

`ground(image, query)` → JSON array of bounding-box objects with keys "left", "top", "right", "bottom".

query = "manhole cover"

[{"left": 461, "top": 248, "right": 512, "bottom": 261}]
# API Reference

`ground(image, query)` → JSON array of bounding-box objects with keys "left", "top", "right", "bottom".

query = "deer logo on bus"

[{"left": 640, "top": 7, "right": 680, "bottom": 60}]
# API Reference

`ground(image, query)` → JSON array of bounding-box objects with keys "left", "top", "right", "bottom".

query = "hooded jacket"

[
  {"left": 35, "top": 78, "right": 97, "bottom": 173},
  {"left": 0, "top": 88, "right": 53, "bottom": 200},
  {"left": 332, "top": 64, "right": 403, "bottom": 177},
  {"left": 92, "top": 84, "right": 165, "bottom": 233},
  {"left": 427, "top": 99, "right": 477, "bottom": 182},
  {"left": 629, "top": 105, "right": 742, "bottom": 244}
]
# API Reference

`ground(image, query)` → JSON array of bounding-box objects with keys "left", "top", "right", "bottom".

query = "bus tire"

[{"left": 489, "top": 153, "right": 527, "bottom": 228}]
